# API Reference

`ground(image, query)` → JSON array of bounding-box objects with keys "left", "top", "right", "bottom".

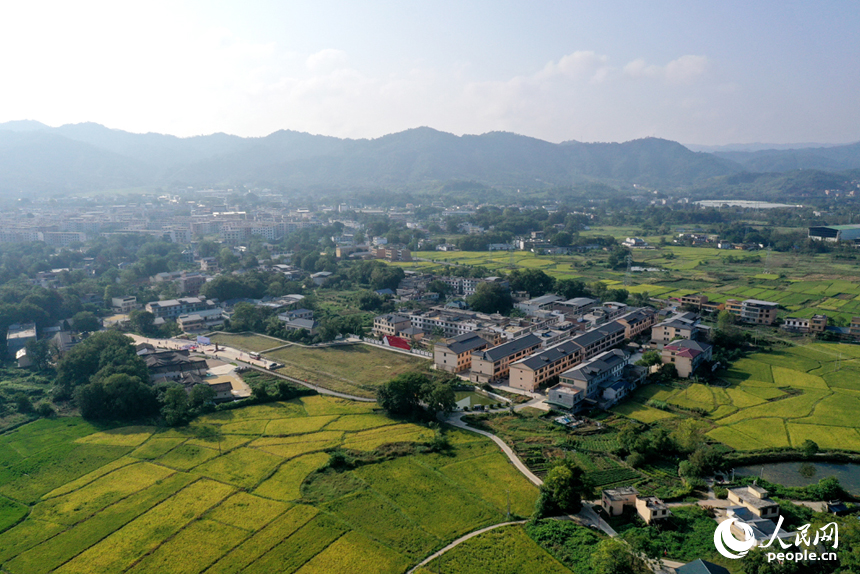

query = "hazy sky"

[{"left": 1, "top": 0, "right": 858, "bottom": 144}]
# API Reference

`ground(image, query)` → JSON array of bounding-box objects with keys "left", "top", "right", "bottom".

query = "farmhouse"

[
  {"left": 650, "top": 311, "right": 700, "bottom": 348},
  {"left": 144, "top": 350, "right": 209, "bottom": 382},
  {"left": 781, "top": 314, "right": 827, "bottom": 334},
  {"left": 469, "top": 333, "right": 542, "bottom": 384},
  {"left": 661, "top": 339, "right": 712, "bottom": 378},
  {"left": 434, "top": 332, "right": 491, "bottom": 373},
  {"left": 601, "top": 486, "right": 669, "bottom": 524},
  {"left": 725, "top": 299, "right": 778, "bottom": 326}
]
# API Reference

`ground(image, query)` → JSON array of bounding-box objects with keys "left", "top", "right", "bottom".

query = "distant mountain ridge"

[{"left": 0, "top": 120, "right": 858, "bottom": 195}]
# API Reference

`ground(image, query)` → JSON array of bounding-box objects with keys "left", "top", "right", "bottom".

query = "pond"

[
  {"left": 733, "top": 462, "right": 860, "bottom": 493},
  {"left": 454, "top": 391, "right": 498, "bottom": 409}
]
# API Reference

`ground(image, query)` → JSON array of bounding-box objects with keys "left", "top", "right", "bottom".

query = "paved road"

[
  {"left": 442, "top": 412, "right": 543, "bottom": 487},
  {"left": 406, "top": 520, "right": 528, "bottom": 573}
]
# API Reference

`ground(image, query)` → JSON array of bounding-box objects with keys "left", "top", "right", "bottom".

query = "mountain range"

[{"left": 1, "top": 120, "right": 858, "bottom": 196}]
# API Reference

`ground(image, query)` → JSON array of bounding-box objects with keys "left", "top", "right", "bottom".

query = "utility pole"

[
  {"left": 624, "top": 254, "right": 633, "bottom": 286},
  {"left": 507, "top": 489, "right": 511, "bottom": 520}
]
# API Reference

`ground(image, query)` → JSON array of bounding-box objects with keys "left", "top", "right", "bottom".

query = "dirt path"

[{"left": 406, "top": 521, "right": 528, "bottom": 573}]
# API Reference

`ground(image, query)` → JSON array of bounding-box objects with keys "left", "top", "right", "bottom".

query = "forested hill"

[
  {"left": 0, "top": 121, "right": 857, "bottom": 195},
  {"left": 0, "top": 123, "right": 738, "bottom": 194}
]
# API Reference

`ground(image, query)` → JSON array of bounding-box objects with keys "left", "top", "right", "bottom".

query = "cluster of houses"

[{"left": 374, "top": 293, "right": 718, "bottom": 414}]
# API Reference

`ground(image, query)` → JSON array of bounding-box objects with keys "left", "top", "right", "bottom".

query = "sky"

[{"left": 0, "top": 0, "right": 858, "bottom": 145}]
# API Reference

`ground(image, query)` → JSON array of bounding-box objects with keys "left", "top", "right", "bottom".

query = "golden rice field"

[
  {"left": 614, "top": 343, "right": 860, "bottom": 452},
  {"left": 0, "top": 395, "right": 542, "bottom": 574}
]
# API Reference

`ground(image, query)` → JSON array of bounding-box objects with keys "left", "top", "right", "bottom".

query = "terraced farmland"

[
  {"left": 0, "top": 395, "right": 539, "bottom": 574},
  {"left": 615, "top": 343, "right": 860, "bottom": 452}
]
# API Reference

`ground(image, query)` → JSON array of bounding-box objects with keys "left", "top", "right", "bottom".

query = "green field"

[
  {"left": 263, "top": 343, "right": 431, "bottom": 398},
  {"left": 208, "top": 332, "right": 289, "bottom": 353},
  {"left": 0, "top": 395, "right": 539, "bottom": 574},
  {"left": 615, "top": 342, "right": 860, "bottom": 452},
  {"left": 397, "top": 233, "right": 860, "bottom": 322},
  {"left": 421, "top": 525, "right": 573, "bottom": 574}
]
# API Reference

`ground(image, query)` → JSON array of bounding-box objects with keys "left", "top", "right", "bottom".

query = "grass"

[
  {"left": 208, "top": 332, "right": 288, "bottom": 353},
  {"left": 265, "top": 343, "right": 430, "bottom": 398},
  {"left": 0, "top": 394, "right": 541, "bottom": 574},
  {"left": 422, "top": 525, "right": 573, "bottom": 574}
]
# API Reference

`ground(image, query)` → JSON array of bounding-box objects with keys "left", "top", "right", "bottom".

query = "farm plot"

[
  {"left": 422, "top": 525, "right": 573, "bottom": 574},
  {"left": 264, "top": 343, "right": 430, "bottom": 398},
  {"left": 0, "top": 394, "right": 542, "bottom": 574}
]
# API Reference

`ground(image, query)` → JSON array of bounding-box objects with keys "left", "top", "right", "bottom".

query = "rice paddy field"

[
  {"left": 397, "top": 226, "right": 860, "bottom": 322},
  {"left": 614, "top": 342, "right": 860, "bottom": 452},
  {"left": 419, "top": 525, "right": 573, "bottom": 574},
  {"left": 0, "top": 395, "right": 540, "bottom": 574}
]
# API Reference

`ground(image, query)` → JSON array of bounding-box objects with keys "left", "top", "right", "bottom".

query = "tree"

[
  {"left": 542, "top": 460, "right": 589, "bottom": 513},
  {"left": 508, "top": 268, "right": 554, "bottom": 297},
  {"left": 555, "top": 279, "right": 588, "bottom": 300},
  {"left": 591, "top": 539, "right": 651, "bottom": 574},
  {"left": 422, "top": 380, "right": 456, "bottom": 414},
  {"left": 467, "top": 282, "right": 513, "bottom": 314},
  {"left": 71, "top": 311, "right": 101, "bottom": 333},
  {"left": 129, "top": 310, "right": 156, "bottom": 336},
  {"left": 801, "top": 439, "right": 819, "bottom": 457},
  {"left": 553, "top": 231, "right": 573, "bottom": 247},
  {"left": 160, "top": 385, "right": 191, "bottom": 426},
  {"left": 377, "top": 373, "right": 427, "bottom": 415},
  {"left": 55, "top": 331, "right": 148, "bottom": 398},
  {"left": 75, "top": 374, "right": 158, "bottom": 421},
  {"left": 189, "top": 384, "right": 216, "bottom": 410},
  {"left": 717, "top": 310, "right": 735, "bottom": 331},
  {"left": 635, "top": 350, "right": 661, "bottom": 367},
  {"left": 24, "top": 338, "right": 52, "bottom": 370}
]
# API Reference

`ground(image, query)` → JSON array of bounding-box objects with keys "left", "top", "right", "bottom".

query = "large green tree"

[
  {"left": 55, "top": 331, "right": 148, "bottom": 398},
  {"left": 467, "top": 282, "right": 513, "bottom": 314}
]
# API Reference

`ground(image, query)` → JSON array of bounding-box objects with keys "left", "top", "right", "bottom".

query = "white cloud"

[
  {"left": 305, "top": 49, "right": 348, "bottom": 72},
  {"left": 623, "top": 55, "right": 708, "bottom": 83}
]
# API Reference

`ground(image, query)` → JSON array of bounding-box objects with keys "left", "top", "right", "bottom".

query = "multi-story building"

[
  {"left": 6, "top": 323, "right": 36, "bottom": 358},
  {"left": 508, "top": 321, "right": 626, "bottom": 392},
  {"left": 42, "top": 231, "right": 87, "bottom": 247},
  {"left": 176, "top": 308, "right": 225, "bottom": 332},
  {"left": 851, "top": 317, "right": 860, "bottom": 338},
  {"left": 509, "top": 339, "right": 585, "bottom": 392},
  {"left": 679, "top": 294, "right": 709, "bottom": 309},
  {"left": 616, "top": 308, "right": 657, "bottom": 339},
  {"left": 601, "top": 487, "right": 670, "bottom": 524},
  {"left": 559, "top": 349, "right": 628, "bottom": 400},
  {"left": 551, "top": 297, "right": 598, "bottom": 318},
  {"left": 434, "top": 332, "right": 491, "bottom": 373},
  {"left": 661, "top": 339, "right": 713, "bottom": 378},
  {"left": 373, "top": 314, "right": 411, "bottom": 337},
  {"left": 111, "top": 296, "right": 139, "bottom": 314},
  {"left": 726, "top": 485, "right": 780, "bottom": 520},
  {"left": 725, "top": 299, "right": 779, "bottom": 325},
  {"left": 650, "top": 312, "right": 700, "bottom": 348},
  {"left": 145, "top": 297, "right": 214, "bottom": 319},
  {"left": 515, "top": 294, "right": 564, "bottom": 316},
  {"left": 782, "top": 314, "right": 827, "bottom": 334},
  {"left": 469, "top": 334, "right": 542, "bottom": 384},
  {"left": 375, "top": 246, "right": 412, "bottom": 262}
]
